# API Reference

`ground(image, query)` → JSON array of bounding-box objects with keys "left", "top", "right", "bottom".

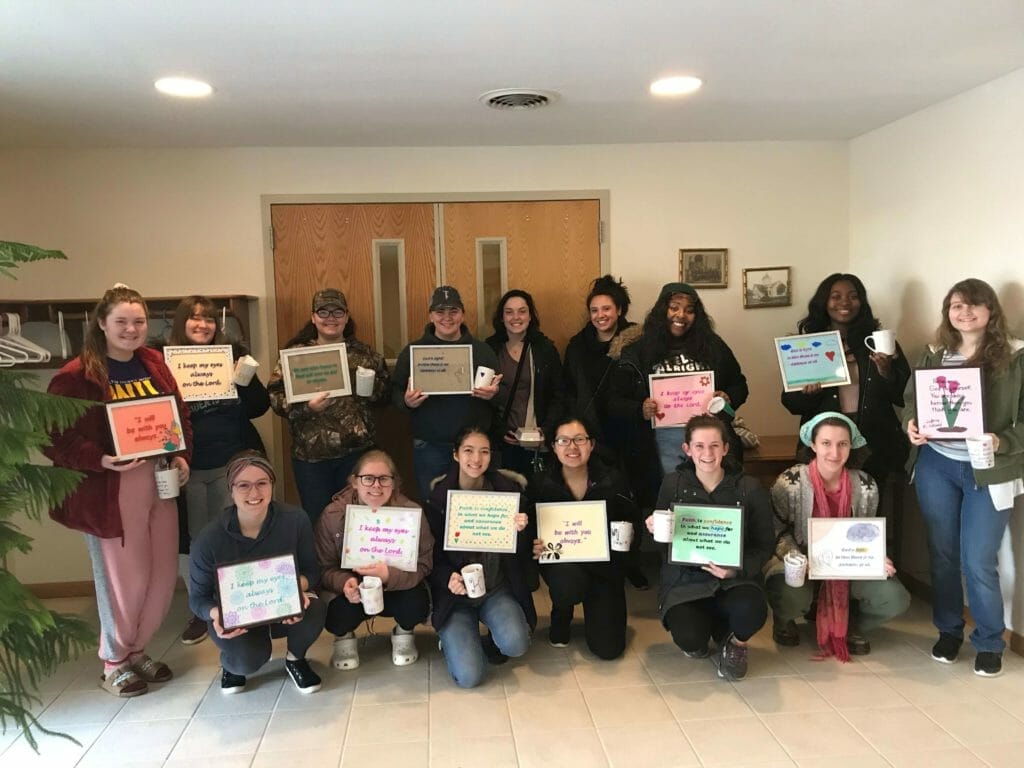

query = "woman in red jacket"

[{"left": 45, "top": 284, "right": 192, "bottom": 698}]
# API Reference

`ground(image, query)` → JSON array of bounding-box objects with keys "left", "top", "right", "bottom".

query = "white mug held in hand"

[
  {"left": 864, "top": 329, "right": 896, "bottom": 356},
  {"left": 154, "top": 461, "right": 180, "bottom": 500},
  {"left": 461, "top": 563, "right": 486, "bottom": 598},
  {"left": 474, "top": 366, "right": 496, "bottom": 388},
  {"left": 355, "top": 365, "right": 376, "bottom": 397},
  {"left": 966, "top": 435, "right": 995, "bottom": 470},
  {"left": 358, "top": 576, "right": 385, "bottom": 615},
  {"left": 610, "top": 521, "right": 634, "bottom": 552},
  {"left": 233, "top": 354, "right": 259, "bottom": 386},
  {"left": 783, "top": 550, "right": 808, "bottom": 588},
  {"left": 652, "top": 510, "right": 674, "bottom": 543}
]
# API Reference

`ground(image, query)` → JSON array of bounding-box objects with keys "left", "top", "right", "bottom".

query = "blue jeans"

[
  {"left": 412, "top": 440, "right": 454, "bottom": 502},
  {"left": 437, "top": 589, "right": 531, "bottom": 688},
  {"left": 655, "top": 426, "right": 686, "bottom": 474},
  {"left": 292, "top": 452, "right": 364, "bottom": 526},
  {"left": 913, "top": 445, "right": 1011, "bottom": 652}
]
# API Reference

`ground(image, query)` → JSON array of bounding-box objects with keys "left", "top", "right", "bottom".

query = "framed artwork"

[
  {"left": 216, "top": 554, "right": 303, "bottom": 630},
  {"left": 535, "top": 500, "right": 610, "bottom": 563},
  {"left": 743, "top": 266, "right": 791, "bottom": 308},
  {"left": 409, "top": 344, "right": 474, "bottom": 395},
  {"left": 163, "top": 344, "right": 237, "bottom": 402},
  {"left": 807, "top": 518, "right": 887, "bottom": 580},
  {"left": 773, "top": 331, "right": 851, "bottom": 392},
  {"left": 679, "top": 248, "right": 728, "bottom": 288},
  {"left": 669, "top": 504, "right": 744, "bottom": 568},
  {"left": 648, "top": 371, "right": 715, "bottom": 428},
  {"left": 340, "top": 505, "right": 422, "bottom": 573},
  {"left": 279, "top": 343, "right": 352, "bottom": 404},
  {"left": 913, "top": 367, "right": 986, "bottom": 438},
  {"left": 105, "top": 394, "right": 186, "bottom": 461},
  {"left": 443, "top": 490, "right": 520, "bottom": 553}
]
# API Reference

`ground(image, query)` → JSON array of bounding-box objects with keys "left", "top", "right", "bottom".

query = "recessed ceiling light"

[
  {"left": 154, "top": 77, "right": 213, "bottom": 98},
  {"left": 650, "top": 76, "right": 702, "bottom": 97}
]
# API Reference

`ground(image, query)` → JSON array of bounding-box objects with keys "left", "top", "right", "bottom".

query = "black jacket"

[
  {"left": 562, "top": 322, "right": 637, "bottom": 441},
  {"left": 654, "top": 465, "right": 773, "bottom": 624},
  {"left": 484, "top": 329, "right": 564, "bottom": 439}
]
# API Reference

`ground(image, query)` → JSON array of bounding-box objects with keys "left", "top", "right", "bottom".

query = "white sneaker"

[
  {"left": 331, "top": 633, "right": 359, "bottom": 670},
  {"left": 391, "top": 626, "right": 419, "bottom": 666}
]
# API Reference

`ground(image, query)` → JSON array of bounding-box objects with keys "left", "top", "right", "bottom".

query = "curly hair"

[
  {"left": 490, "top": 289, "right": 541, "bottom": 342},
  {"left": 936, "top": 278, "right": 1012, "bottom": 374},
  {"left": 587, "top": 275, "right": 631, "bottom": 332},
  {"left": 797, "top": 273, "right": 880, "bottom": 349},
  {"left": 639, "top": 287, "right": 717, "bottom": 365}
]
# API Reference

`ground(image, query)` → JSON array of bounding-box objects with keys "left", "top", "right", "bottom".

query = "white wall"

[
  {"left": 1, "top": 140, "right": 848, "bottom": 583},
  {"left": 850, "top": 67, "right": 1024, "bottom": 634}
]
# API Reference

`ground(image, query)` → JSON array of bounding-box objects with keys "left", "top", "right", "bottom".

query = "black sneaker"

[
  {"left": 716, "top": 634, "right": 748, "bottom": 681},
  {"left": 548, "top": 606, "right": 573, "bottom": 648},
  {"left": 772, "top": 618, "right": 800, "bottom": 647},
  {"left": 221, "top": 669, "right": 246, "bottom": 695},
  {"left": 974, "top": 651, "right": 1003, "bottom": 677},
  {"left": 846, "top": 633, "right": 871, "bottom": 656},
  {"left": 481, "top": 633, "right": 509, "bottom": 665},
  {"left": 285, "top": 658, "right": 322, "bottom": 694},
  {"left": 682, "top": 646, "right": 709, "bottom": 659},
  {"left": 931, "top": 633, "right": 962, "bottom": 664}
]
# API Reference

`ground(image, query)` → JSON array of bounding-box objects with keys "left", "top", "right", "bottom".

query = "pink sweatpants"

[{"left": 84, "top": 462, "right": 178, "bottom": 666}]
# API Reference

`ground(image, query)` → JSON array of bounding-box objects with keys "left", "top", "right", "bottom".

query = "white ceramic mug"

[
  {"left": 355, "top": 366, "right": 376, "bottom": 396},
  {"left": 865, "top": 329, "right": 896, "bottom": 356},
  {"left": 652, "top": 510, "right": 674, "bottom": 543},
  {"left": 610, "top": 521, "right": 634, "bottom": 552},
  {"left": 966, "top": 435, "right": 995, "bottom": 470},
  {"left": 155, "top": 465, "right": 180, "bottom": 500},
  {"left": 474, "top": 366, "right": 496, "bottom": 388},
  {"left": 359, "top": 576, "right": 385, "bottom": 615},
  {"left": 461, "top": 563, "right": 486, "bottom": 598},
  {"left": 783, "top": 550, "right": 808, "bottom": 588},
  {"left": 233, "top": 354, "right": 259, "bottom": 386}
]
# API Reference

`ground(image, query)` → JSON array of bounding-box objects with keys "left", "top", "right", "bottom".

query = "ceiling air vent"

[{"left": 479, "top": 89, "right": 559, "bottom": 110}]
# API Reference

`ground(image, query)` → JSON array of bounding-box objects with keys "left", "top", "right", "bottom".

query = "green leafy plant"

[{"left": 0, "top": 242, "right": 96, "bottom": 751}]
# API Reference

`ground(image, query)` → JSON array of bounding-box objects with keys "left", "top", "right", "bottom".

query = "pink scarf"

[{"left": 808, "top": 461, "right": 852, "bottom": 662}]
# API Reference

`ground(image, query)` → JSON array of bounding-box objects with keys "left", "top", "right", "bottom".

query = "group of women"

[{"left": 43, "top": 269, "right": 1023, "bottom": 697}]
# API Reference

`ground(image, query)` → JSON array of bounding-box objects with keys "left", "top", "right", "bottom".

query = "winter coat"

[{"left": 484, "top": 329, "right": 564, "bottom": 439}]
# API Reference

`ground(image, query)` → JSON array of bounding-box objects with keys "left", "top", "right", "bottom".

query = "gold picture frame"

[{"left": 679, "top": 248, "right": 728, "bottom": 288}]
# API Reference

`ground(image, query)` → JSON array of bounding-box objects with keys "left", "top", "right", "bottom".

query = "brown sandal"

[
  {"left": 130, "top": 655, "right": 173, "bottom": 683},
  {"left": 100, "top": 665, "right": 149, "bottom": 697}
]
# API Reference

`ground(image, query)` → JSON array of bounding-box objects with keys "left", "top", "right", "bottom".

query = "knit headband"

[{"left": 226, "top": 453, "right": 277, "bottom": 487}]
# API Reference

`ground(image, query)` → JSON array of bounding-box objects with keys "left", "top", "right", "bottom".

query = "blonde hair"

[
  {"left": 80, "top": 284, "right": 148, "bottom": 389},
  {"left": 350, "top": 449, "right": 402, "bottom": 491}
]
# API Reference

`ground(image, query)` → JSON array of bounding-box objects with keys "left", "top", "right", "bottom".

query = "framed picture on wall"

[
  {"left": 679, "top": 248, "right": 728, "bottom": 288},
  {"left": 743, "top": 266, "right": 792, "bottom": 308}
]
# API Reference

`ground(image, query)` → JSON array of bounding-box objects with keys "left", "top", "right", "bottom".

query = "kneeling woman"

[
  {"left": 648, "top": 416, "right": 773, "bottom": 681},
  {"left": 767, "top": 413, "right": 910, "bottom": 660},
  {"left": 315, "top": 450, "right": 433, "bottom": 669},
  {"left": 189, "top": 453, "right": 326, "bottom": 694},
  {"left": 426, "top": 427, "right": 536, "bottom": 688},
  {"left": 528, "top": 415, "right": 635, "bottom": 659}
]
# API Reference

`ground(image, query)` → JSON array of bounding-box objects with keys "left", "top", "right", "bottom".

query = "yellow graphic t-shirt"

[{"left": 107, "top": 356, "right": 161, "bottom": 401}]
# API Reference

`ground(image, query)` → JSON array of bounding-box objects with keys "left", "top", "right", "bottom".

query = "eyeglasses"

[
  {"left": 315, "top": 308, "right": 348, "bottom": 319},
  {"left": 356, "top": 474, "right": 395, "bottom": 488},
  {"left": 233, "top": 480, "right": 272, "bottom": 493},
  {"left": 554, "top": 435, "right": 591, "bottom": 447}
]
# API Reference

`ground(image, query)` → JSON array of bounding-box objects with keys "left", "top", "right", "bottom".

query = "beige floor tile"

[
  {"left": 958, "top": 668, "right": 1024, "bottom": 717},
  {"left": 884, "top": 748, "right": 989, "bottom": 767},
  {"left": 515, "top": 727, "right": 610, "bottom": 768},
  {"left": 853, "top": 641, "right": 935, "bottom": 673},
  {"left": 194, "top": 675, "right": 285, "bottom": 716},
  {"left": 640, "top": 652, "right": 719, "bottom": 684},
  {"left": 970, "top": 740, "right": 1024, "bottom": 768},
  {"left": 168, "top": 712, "right": 270, "bottom": 759},
  {"left": 583, "top": 684, "right": 675, "bottom": 727},
  {"left": 345, "top": 701, "right": 428, "bottom": 745},
  {"left": 920, "top": 700, "right": 1024, "bottom": 745},
  {"left": 0, "top": 723, "right": 105, "bottom": 767},
  {"left": 429, "top": 733, "right": 519, "bottom": 767},
  {"left": 571, "top": 655, "right": 653, "bottom": 689},
  {"left": 341, "top": 739, "right": 428, "bottom": 768},
  {"left": 252, "top": 748, "right": 342, "bottom": 767},
  {"left": 165, "top": 756, "right": 253, "bottom": 768},
  {"left": 428, "top": 694, "right": 511, "bottom": 740},
  {"left": 680, "top": 715, "right": 789, "bottom": 766},
  {"left": 502, "top": 657, "right": 579, "bottom": 693},
  {"left": 741, "top": 646, "right": 802, "bottom": 679},
  {"left": 37, "top": 688, "right": 128, "bottom": 726},
  {"left": 77, "top": 718, "right": 189, "bottom": 766},
  {"left": 761, "top": 710, "right": 874, "bottom": 759},
  {"left": 507, "top": 689, "right": 595, "bottom": 732},
  {"left": 801, "top": 668, "right": 906, "bottom": 709},
  {"left": 113, "top": 682, "right": 209, "bottom": 722},
  {"left": 841, "top": 706, "right": 959, "bottom": 754},
  {"left": 275, "top": 669, "right": 356, "bottom": 710},
  {"left": 259, "top": 706, "right": 349, "bottom": 752},
  {"left": 660, "top": 681, "right": 753, "bottom": 721},
  {"left": 352, "top": 662, "right": 429, "bottom": 706},
  {"left": 796, "top": 755, "right": 891, "bottom": 768},
  {"left": 878, "top": 665, "right": 987, "bottom": 707},
  {"left": 598, "top": 721, "right": 700, "bottom": 768},
  {"left": 737, "top": 676, "right": 831, "bottom": 714}
]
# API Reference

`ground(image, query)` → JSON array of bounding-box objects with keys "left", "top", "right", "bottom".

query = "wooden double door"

[{"left": 271, "top": 199, "right": 602, "bottom": 501}]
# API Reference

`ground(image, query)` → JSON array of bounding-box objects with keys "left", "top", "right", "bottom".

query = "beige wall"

[
  {"left": 2, "top": 140, "right": 849, "bottom": 582},
  {"left": 850, "top": 67, "right": 1024, "bottom": 633}
]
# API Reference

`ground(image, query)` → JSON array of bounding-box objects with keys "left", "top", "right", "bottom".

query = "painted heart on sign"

[
  {"left": 454, "top": 531, "right": 460, "bottom": 538},
  {"left": 655, "top": 412, "right": 665, "bottom": 421},
  {"left": 825, "top": 351, "right": 835, "bottom": 361}
]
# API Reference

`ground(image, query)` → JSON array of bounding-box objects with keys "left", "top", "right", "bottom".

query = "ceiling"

[{"left": 3, "top": 1, "right": 1024, "bottom": 148}]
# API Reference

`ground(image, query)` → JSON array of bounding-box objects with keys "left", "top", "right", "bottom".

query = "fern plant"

[{"left": 0, "top": 241, "right": 96, "bottom": 751}]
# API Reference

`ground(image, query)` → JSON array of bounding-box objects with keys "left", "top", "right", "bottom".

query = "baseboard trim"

[{"left": 27, "top": 581, "right": 96, "bottom": 599}]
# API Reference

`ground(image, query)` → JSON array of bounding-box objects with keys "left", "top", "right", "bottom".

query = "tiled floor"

[{"left": 3, "top": 588, "right": 1023, "bottom": 767}]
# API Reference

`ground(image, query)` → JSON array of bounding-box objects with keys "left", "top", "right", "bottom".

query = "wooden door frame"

[{"left": 258, "top": 190, "right": 611, "bottom": 487}]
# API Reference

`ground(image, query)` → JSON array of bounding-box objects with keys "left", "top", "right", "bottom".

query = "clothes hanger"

[{"left": 1, "top": 312, "right": 50, "bottom": 362}]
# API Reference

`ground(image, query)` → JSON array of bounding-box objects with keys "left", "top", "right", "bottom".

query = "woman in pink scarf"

[{"left": 764, "top": 413, "right": 909, "bottom": 660}]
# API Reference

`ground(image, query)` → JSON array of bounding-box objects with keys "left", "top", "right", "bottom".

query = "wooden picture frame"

[
  {"left": 215, "top": 553, "right": 304, "bottom": 631},
  {"left": 105, "top": 394, "right": 186, "bottom": 461},
  {"left": 279, "top": 343, "right": 352, "bottom": 404},
  {"left": 409, "top": 344, "right": 474, "bottom": 395},
  {"left": 743, "top": 266, "right": 792, "bottom": 308},
  {"left": 679, "top": 248, "right": 728, "bottom": 288},
  {"left": 913, "top": 366, "right": 986, "bottom": 438}
]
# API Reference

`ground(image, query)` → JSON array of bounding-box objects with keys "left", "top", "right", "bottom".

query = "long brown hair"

[
  {"left": 936, "top": 278, "right": 1012, "bottom": 374},
  {"left": 80, "top": 285, "right": 148, "bottom": 388},
  {"left": 169, "top": 295, "right": 226, "bottom": 346}
]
